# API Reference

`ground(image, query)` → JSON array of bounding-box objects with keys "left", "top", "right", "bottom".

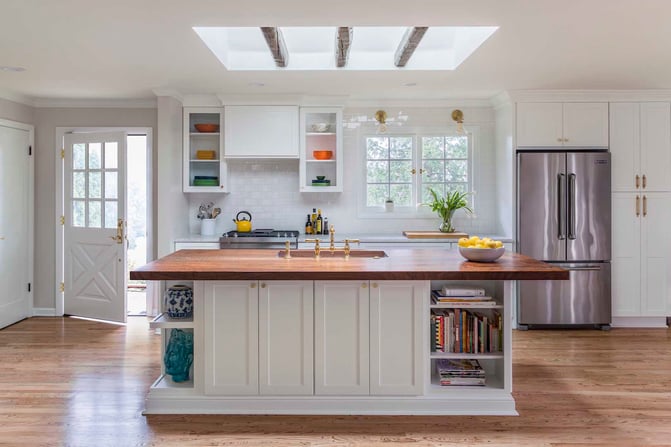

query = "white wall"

[
  {"left": 33, "top": 107, "right": 157, "bottom": 310},
  {"left": 185, "top": 106, "right": 506, "bottom": 237},
  {"left": 157, "top": 97, "right": 189, "bottom": 257},
  {"left": 495, "top": 102, "right": 514, "bottom": 239},
  {"left": 0, "top": 98, "right": 34, "bottom": 125}
]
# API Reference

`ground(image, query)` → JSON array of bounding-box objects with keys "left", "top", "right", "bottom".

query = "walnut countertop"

[{"left": 130, "top": 248, "right": 568, "bottom": 281}]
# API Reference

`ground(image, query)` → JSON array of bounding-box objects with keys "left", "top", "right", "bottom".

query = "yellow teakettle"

[{"left": 233, "top": 211, "right": 252, "bottom": 232}]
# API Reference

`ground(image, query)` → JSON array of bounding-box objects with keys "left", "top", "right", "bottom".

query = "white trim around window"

[{"left": 358, "top": 126, "right": 479, "bottom": 219}]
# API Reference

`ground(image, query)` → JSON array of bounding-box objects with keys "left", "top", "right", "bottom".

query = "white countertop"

[{"left": 175, "top": 233, "right": 513, "bottom": 244}]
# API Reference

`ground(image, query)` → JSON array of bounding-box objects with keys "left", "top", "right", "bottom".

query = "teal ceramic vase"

[{"left": 164, "top": 329, "right": 193, "bottom": 382}]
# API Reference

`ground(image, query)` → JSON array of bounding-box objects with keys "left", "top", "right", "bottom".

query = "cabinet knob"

[
  {"left": 361, "top": 283, "right": 367, "bottom": 289},
  {"left": 642, "top": 175, "right": 647, "bottom": 189},
  {"left": 563, "top": 138, "right": 569, "bottom": 143},
  {"left": 261, "top": 283, "right": 266, "bottom": 288},
  {"left": 643, "top": 195, "right": 647, "bottom": 217},
  {"left": 250, "top": 283, "right": 257, "bottom": 289},
  {"left": 556, "top": 138, "right": 562, "bottom": 142},
  {"left": 635, "top": 174, "right": 640, "bottom": 189},
  {"left": 635, "top": 196, "right": 640, "bottom": 217},
  {"left": 371, "top": 283, "right": 378, "bottom": 288}
]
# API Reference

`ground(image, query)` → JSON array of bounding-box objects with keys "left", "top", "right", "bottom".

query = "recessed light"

[
  {"left": 0, "top": 66, "right": 26, "bottom": 72},
  {"left": 248, "top": 82, "right": 265, "bottom": 87},
  {"left": 403, "top": 82, "right": 417, "bottom": 87}
]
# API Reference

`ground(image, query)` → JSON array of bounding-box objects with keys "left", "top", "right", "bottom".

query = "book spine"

[{"left": 441, "top": 287, "right": 485, "bottom": 296}]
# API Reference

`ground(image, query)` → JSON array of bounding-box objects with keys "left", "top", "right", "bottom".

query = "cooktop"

[{"left": 223, "top": 229, "right": 299, "bottom": 238}]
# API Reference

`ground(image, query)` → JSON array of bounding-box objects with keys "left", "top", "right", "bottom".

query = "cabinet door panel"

[
  {"left": 516, "top": 102, "right": 563, "bottom": 147},
  {"left": 225, "top": 106, "right": 299, "bottom": 158},
  {"left": 609, "top": 103, "right": 640, "bottom": 192},
  {"left": 563, "top": 102, "right": 609, "bottom": 147},
  {"left": 641, "top": 193, "right": 671, "bottom": 315},
  {"left": 611, "top": 193, "right": 641, "bottom": 316},
  {"left": 370, "top": 281, "right": 425, "bottom": 396},
  {"left": 314, "top": 281, "right": 369, "bottom": 395},
  {"left": 640, "top": 103, "right": 671, "bottom": 192},
  {"left": 259, "top": 281, "right": 313, "bottom": 395},
  {"left": 203, "top": 281, "right": 258, "bottom": 395}
]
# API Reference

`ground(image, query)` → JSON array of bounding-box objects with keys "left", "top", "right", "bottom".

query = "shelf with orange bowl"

[{"left": 300, "top": 107, "right": 343, "bottom": 192}]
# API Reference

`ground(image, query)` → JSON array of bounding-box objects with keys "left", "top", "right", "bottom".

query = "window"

[
  {"left": 420, "top": 135, "right": 470, "bottom": 203},
  {"left": 364, "top": 133, "right": 472, "bottom": 211}
]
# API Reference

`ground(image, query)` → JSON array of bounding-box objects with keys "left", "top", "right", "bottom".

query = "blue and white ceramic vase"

[
  {"left": 164, "top": 285, "right": 193, "bottom": 318},
  {"left": 164, "top": 329, "right": 193, "bottom": 382}
]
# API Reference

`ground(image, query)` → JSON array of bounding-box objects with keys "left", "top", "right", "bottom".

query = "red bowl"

[
  {"left": 313, "top": 150, "right": 333, "bottom": 160},
  {"left": 194, "top": 123, "right": 219, "bottom": 133}
]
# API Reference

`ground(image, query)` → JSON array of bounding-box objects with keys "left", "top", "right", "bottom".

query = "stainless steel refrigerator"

[{"left": 517, "top": 151, "right": 611, "bottom": 328}]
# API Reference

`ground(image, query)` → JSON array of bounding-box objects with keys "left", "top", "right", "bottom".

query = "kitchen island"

[{"left": 131, "top": 248, "right": 567, "bottom": 415}]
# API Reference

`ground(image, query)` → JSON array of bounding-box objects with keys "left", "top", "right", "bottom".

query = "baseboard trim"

[
  {"left": 612, "top": 316, "right": 669, "bottom": 328},
  {"left": 32, "top": 308, "right": 57, "bottom": 317}
]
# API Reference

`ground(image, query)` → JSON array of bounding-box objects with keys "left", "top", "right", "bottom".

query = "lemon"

[
  {"left": 486, "top": 240, "right": 498, "bottom": 248},
  {"left": 457, "top": 237, "right": 470, "bottom": 247},
  {"left": 494, "top": 241, "right": 504, "bottom": 248},
  {"left": 468, "top": 236, "right": 480, "bottom": 243}
]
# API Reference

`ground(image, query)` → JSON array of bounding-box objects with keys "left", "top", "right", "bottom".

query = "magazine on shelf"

[
  {"left": 431, "top": 291, "right": 496, "bottom": 306},
  {"left": 440, "top": 286, "right": 486, "bottom": 296},
  {"left": 436, "top": 359, "right": 486, "bottom": 386}
]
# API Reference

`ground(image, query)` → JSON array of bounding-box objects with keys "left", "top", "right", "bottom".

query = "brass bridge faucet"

[{"left": 304, "top": 225, "right": 360, "bottom": 259}]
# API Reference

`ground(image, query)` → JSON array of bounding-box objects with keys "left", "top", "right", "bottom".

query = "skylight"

[{"left": 193, "top": 26, "right": 498, "bottom": 71}]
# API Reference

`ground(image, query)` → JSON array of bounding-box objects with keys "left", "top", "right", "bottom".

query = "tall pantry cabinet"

[{"left": 610, "top": 102, "right": 671, "bottom": 324}]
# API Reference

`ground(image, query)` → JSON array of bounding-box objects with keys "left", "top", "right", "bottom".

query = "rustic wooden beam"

[
  {"left": 260, "top": 27, "right": 288, "bottom": 68},
  {"left": 335, "top": 27, "right": 353, "bottom": 68},
  {"left": 394, "top": 26, "right": 428, "bottom": 67}
]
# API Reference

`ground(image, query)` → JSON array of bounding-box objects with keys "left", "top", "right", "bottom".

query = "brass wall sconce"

[
  {"left": 452, "top": 109, "right": 464, "bottom": 134},
  {"left": 375, "top": 110, "right": 388, "bottom": 134}
]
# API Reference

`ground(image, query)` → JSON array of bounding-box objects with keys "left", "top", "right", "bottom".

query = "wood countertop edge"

[{"left": 130, "top": 249, "right": 569, "bottom": 281}]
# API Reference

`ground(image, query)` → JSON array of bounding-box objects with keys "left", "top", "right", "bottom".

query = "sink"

[{"left": 278, "top": 249, "right": 388, "bottom": 259}]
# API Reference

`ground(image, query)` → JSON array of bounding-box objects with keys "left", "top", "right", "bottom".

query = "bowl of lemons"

[{"left": 457, "top": 236, "right": 505, "bottom": 262}]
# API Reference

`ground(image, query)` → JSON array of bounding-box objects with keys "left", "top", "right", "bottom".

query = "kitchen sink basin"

[{"left": 278, "top": 249, "right": 388, "bottom": 259}]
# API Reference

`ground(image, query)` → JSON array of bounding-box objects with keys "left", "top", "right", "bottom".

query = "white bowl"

[
  {"left": 458, "top": 246, "right": 505, "bottom": 262},
  {"left": 310, "top": 123, "right": 330, "bottom": 132}
]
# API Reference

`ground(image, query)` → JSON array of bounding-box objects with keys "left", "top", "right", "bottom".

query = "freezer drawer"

[{"left": 519, "top": 263, "right": 611, "bottom": 326}]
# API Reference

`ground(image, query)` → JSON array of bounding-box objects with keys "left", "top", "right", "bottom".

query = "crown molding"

[
  {"left": 152, "top": 88, "right": 184, "bottom": 102},
  {"left": 33, "top": 98, "right": 157, "bottom": 108},
  {"left": 0, "top": 88, "right": 36, "bottom": 107},
  {"left": 508, "top": 89, "right": 671, "bottom": 102},
  {"left": 344, "top": 97, "right": 493, "bottom": 108},
  {"left": 490, "top": 91, "right": 512, "bottom": 109}
]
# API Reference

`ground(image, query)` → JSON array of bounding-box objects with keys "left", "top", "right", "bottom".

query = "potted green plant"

[{"left": 425, "top": 188, "right": 473, "bottom": 233}]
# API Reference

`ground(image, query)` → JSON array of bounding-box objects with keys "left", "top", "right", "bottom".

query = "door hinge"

[
  {"left": 60, "top": 215, "right": 65, "bottom": 225},
  {"left": 27, "top": 283, "right": 31, "bottom": 292},
  {"left": 60, "top": 282, "right": 65, "bottom": 293},
  {"left": 61, "top": 148, "right": 65, "bottom": 159},
  {"left": 28, "top": 145, "right": 32, "bottom": 156}
]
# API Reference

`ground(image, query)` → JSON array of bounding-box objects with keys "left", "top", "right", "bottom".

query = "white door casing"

[
  {"left": 64, "top": 132, "right": 127, "bottom": 323},
  {"left": 0, "top": 121, "right": 33, "bottom": 328}
]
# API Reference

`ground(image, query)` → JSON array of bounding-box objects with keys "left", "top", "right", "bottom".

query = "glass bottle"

[
  {"left": 316, "top": 209, "right": 323, "bottom": 234},
  {"left": 305, "top": 214, "right": 313, "bottom": 234}
]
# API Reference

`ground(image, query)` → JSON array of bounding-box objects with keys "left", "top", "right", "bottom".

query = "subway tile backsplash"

[{"left": 188, "top": 106, "right": 505, "bottom": 237}]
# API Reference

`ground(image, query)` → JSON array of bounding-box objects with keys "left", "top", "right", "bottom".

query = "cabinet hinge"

[
  {"left": 61, "top": 148, "right": 65, "bottom": 159},
  {"left": 60, "top": 282, "right": 65, "bottom": 293},
  {"left": 60, "top": 215, "right": 65, "bottom": 226},
  {"left": 28, "top": 145, "right": 32, "bottom": 156},
  {"left": 27, "top": 283, "right": 31, "bottom": 292}
]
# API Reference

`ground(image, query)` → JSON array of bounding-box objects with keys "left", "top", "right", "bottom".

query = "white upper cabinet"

[
  {"left": 516, "top": 102, "right": 609, "bottom": 148},
  {"left": 224, "top": 106, "right": 299, "bottom": 158},
  {"left": 610, "top": 102, "right": 671, "bottom": 192}
]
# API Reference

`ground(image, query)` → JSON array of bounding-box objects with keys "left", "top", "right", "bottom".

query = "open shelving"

[
  {"left": 183, "top": 107, "right": 228, "bottom": 193},
  {"left": 299, "top": 107, "right": 343, "bottom": 192}
]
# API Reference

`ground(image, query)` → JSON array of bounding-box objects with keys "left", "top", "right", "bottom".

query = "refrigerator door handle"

[
  {"left": 557, "top": 173, "right": 566, "bottom": 240},
  {"left": 566, "top": 266, "right": 602, "bottom": 271},
  {"left": 568, "top": 173, "right": 576, "bottom": 240}
]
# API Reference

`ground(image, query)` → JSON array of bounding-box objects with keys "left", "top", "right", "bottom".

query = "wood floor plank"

[{"left": 0, "top": 317, "right": 670, "bottom": 446}]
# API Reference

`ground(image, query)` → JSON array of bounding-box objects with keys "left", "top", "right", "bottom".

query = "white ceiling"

[{"left": 2, "top": 0, "right": 671, "bottom": 102}]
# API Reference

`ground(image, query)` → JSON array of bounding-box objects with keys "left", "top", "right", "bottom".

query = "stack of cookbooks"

[
  {"left": 435, "top": 359, "right": 486, "bottom": 386},
  {"left": 431, "top": 285, "right": 496, "bottom": 307}
]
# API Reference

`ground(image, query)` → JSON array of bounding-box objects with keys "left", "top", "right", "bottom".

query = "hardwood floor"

[{"left": 0, "top": 317, "right": 670, "bottom": 446}]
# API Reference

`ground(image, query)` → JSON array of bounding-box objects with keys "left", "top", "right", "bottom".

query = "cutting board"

[{"left": 403, "top": 231, "right": 469, "bottom": 239}]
